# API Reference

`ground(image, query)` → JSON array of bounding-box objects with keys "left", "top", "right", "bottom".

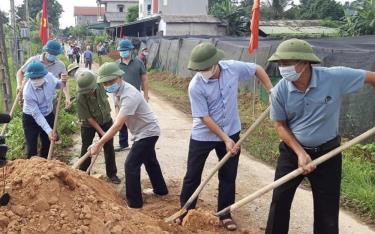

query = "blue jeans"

[{"left": 119, "top": 124, "right": 129, "bottom": 148}]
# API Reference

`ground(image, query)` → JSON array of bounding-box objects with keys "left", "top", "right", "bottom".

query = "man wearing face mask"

[
  {"left": 76, "top": 71, "right": 120, "bottom": 184},
  {"left": 266, "top": 38, "right": 375, "bottom": 234},
  {"left": 177, "top": 43, "right": 273, "bottom": 231},
  {"left": 115, "top": 39, "right": 148, "bottom": 152},
  {"left": 22, "top": 61, "right": 67, "bottom": 158},
  {"left": 16, "top": 40, "right": 71, "bottom": 108},
  {"left": 88, "top": 62, "right": 168, "bottom": 208}
]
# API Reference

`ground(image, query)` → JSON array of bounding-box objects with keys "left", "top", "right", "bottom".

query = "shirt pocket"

[{"left": 306, "top": 96, "right": 338, "bottom": 118}]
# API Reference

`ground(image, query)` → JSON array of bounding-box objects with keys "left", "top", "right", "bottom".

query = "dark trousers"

[
  {"left": 125, "top": 136, "right": 168, "bottom": 208},
  {"left": 119, "top": 124, "right": 129, "bottom": 148},
  {"left": 85, "top": 59, "right": 92, "bottom": 69},
  {"left": 75, "top": 54, "right": 80, "bottom": 64},
  {"left": 22, "top": 112, "right": 54, "bottom": 159},
  {"left": 180, "top": 132, "right": 240, "bottom": 219},
  {"left": 79, "top": 120, "right": 117, "bottom": 178},
  {"left": 266, "top": 139, "right": 342, "bottom": 234}
]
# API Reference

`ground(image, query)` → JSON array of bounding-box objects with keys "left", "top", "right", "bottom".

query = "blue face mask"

[
  {"left": 120, "top": 51, "right": 130, "bottom": 58},
  {"left": 104, "top": 83, "right": 120, "bottom": 93},
  {"left": 47, "top": 53, "right": 56, "bottom": 62}
]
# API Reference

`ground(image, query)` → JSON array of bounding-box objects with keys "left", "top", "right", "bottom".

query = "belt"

[{"left": 302, "top": 136, "right": 341, "bottom": 154}]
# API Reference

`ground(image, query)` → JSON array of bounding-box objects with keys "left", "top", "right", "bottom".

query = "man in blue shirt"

[
  {"left": 178, "top": 43, "right": 273, "bottom": 231},
  {"left": 266, "top": 38, "right": 375, "bottom": 234},
  {"left": 83, "top": 46, "right": 93, "bottom": 70},
  {"left": 22, "top": 61, "right": 67, "bottom": 158}
]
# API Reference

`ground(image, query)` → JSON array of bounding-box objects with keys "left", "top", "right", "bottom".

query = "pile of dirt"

[{"left": 0, "top": 158, "right": 256, "bottom": 234}]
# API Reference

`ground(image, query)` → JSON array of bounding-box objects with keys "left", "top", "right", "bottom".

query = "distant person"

[
  {"left": 22, "top": 61, "right": 67, "bottom": 158},
  {"left": 138, "top": 47, "right": 148, "bottom": 66},
  {"left": 73, "top": 44, "right": 81, "bottom": 64},
  {"left": 265, "top": 38, "right": 375, "bottom": 234},
  {"left": 16, "top": 40, "right": 71, "bottom": 108},
  {"left": 89, "top": 62, "right": 168, "bottom": 208},
  {"left": 177, "top": 43, "right": 273, "bottom": 231},
  {"left": 76, "top": 71, "right": 121, "bottom": 184},
  {"left": 83, "top": 46, "right": 93, "bottom": 70},
  {"left": 67, "top": 44, "right": 74, "bottom": 63},
  {"left": 96, "top": 42, "right": 103, "bottom": 56},
  {"left": 114, "top": 39, "right": 148, "bottom": 152}
]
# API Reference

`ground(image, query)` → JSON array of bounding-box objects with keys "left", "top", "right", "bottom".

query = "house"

[
  {"left": 96, "top": 0, "right": 139, "bottom": 27},
  {"left": 106, "top": 0, "right": 226, "bottom": 38},
  {"left": 74, "top": 6, "right": 105, "bottom": 26}
]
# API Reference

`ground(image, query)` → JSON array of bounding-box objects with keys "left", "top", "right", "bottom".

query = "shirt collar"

[
  {"left": 120, "top": 58, "right": 133, "bottom": 65},
  {"left": 115, "top": 80, "right": 125, "bottom": 97}
]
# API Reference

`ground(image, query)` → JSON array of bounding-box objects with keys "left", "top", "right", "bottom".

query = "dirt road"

[{"left": 77, "top": 88, "right": 374, "bottom": 234}]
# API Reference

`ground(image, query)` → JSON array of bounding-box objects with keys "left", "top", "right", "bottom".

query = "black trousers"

[
  {"left": 23, "top": 112, "right": 54, "bottom": 159},
  {"left": 180, "top": 132, "right": 240, "bottom": 219},
  {"left": 119, "top": 124, "right": 129, "bottom": 148},
  {"left": 125, "top": 136, "right": 168, "bottom": 208},
  {"left": 266, "top": 139, "right": 342, "bottom": 234},
  {"left": 79, "top": 120, "right": 117, "bottom": 178},
  {"left": 84, "top": 59, "right": 92, "bottom": 70}
]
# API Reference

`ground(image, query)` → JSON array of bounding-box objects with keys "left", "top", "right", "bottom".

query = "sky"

[{"left": 0, "top": 0, "right": 355, "bottom": 29}]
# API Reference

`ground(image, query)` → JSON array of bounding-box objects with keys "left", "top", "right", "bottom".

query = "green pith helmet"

[
  {"left": 97, "top": 62, "right": 124, "bottom": 83},
  {"left": 268, "top": 38, "right": 321, "bottom": 64},
  {"left": 67, "top": 63, "right": 79, "bottom": 76},
  {"left": 188, "top": 43, "right": 225, "bottom": 71},
  {"left": 76, "top": 71, "right": 97, "bottom": 94}
]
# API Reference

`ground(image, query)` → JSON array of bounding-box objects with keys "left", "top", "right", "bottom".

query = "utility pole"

[
  {"left": 0, "top": 14, "right": 13, "bottom": 111},
  {"left": 25, "top": 0, "right": 32, "bottom": 58},
  {"left": 10, "top": 0, "right": 20, "bottom": 67}
]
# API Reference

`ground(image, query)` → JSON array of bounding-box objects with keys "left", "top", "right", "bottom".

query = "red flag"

[
  {"left": 39, "top": 0, "right": 48, "bottom": 45},
  {"left": 248, "top": 0, "right": 260, "bottom": 54}
]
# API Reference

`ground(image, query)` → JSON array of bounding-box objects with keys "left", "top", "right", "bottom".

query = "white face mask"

[
  {"left": 200, "top": 65, "right": 217, "bottom": 80},
  {"left": 279, "top": 65, "right": 302, "bottom": 82},
  {"left": 30, "top": 78, "right": 45, "bottom": 88}
]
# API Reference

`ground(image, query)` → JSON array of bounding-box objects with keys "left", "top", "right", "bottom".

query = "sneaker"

[
  {"left": 142, "top": 188, "right": 154, "bottom": 195},
  {"left": 108, "top": 175, "right": 121, "bottom": 184},
  {"left": 114, "top": 146, "right": 129, "bottom": 152}
]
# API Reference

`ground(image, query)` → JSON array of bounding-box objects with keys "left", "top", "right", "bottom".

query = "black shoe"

[
  {"left": 114, "top": 146, "right": 129, "bottom": 152},
  {"left": 108, "top": 175, "right": 121, "bottom": 184}
]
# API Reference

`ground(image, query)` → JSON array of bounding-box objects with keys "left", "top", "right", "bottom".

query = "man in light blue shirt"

[
  {"left": 22, "top": 61, "right": 66, "bottom": 158},
  {"left": 178, "top": 43, "right": 273, "bottom": 231},
  {"left": 265, "top": 38, "right": 375, "bottom": 234}
]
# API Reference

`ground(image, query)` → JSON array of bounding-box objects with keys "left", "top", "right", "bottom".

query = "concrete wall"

[
  {"left": 158, "top": 0, "right": 208, "bottom": 15},
  {"left": 75, "top": 16, "right": 98, "bottom": 26},
  {"left": 162, "top": 23, "right": 226, "bottom": 36},
  {"left": 138, "top": 37, "right": 375, "bottom": 140}
]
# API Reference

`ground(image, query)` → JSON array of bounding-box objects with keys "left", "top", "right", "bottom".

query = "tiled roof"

[{"left": 74, "top": 7, "right": 105, "bottom": 16}]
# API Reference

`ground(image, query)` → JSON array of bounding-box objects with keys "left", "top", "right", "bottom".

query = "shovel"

[
  {"left": 72, "top": 151, "right": 91, "bottom": 169},
  {"left": 86, "top": 154, "right": 98, "bottom": 174},
  {"left": 1, "top": 95, "right": 20, "bottom": 136},
  {"left": 216, "top": 126, "right": 375, "bottom": 217},
  {"left": 165, "top": 106, "right": 271, "bottom": 223},
  {"left": 47, "top": 90, "right": 63, "bottom": 160}
]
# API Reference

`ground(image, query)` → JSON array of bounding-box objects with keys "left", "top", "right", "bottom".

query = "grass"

[{"left": 148, "top": 70, "right": 375, "bottom": 223}]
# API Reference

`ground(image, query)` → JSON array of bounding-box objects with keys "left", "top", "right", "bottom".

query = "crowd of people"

[{"left": 15, "top": 38, "right": 375, "bottom": 233}]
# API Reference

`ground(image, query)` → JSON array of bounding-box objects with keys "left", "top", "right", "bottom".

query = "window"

[
  {"left": 147, "top": 4, "right": 151, "bottom": 15},
  {"left": 118, "top": 5, "right": 124, "bottom": 12},
  {"left": 163, "top": 0, "right": 167, "bottom": 6}
]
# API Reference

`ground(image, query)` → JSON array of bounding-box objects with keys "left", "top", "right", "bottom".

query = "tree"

[
  {"left": 259, "top": 0, "right": 292, "bottom": 20},
  {"left": 340, "top": 0, "right": 375, "bottom": 36},
  {"left": 292, "top": 0, "right": 345, "bottom": 20},
  {"left": 16, "top": 0, "right": 63, "bottom": 29},
  {"left": 209, "top": 0, "right": 248, "bottom": 36},
  {"left": 126, "top": 5, "right": 139, "bottom": 23}
]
